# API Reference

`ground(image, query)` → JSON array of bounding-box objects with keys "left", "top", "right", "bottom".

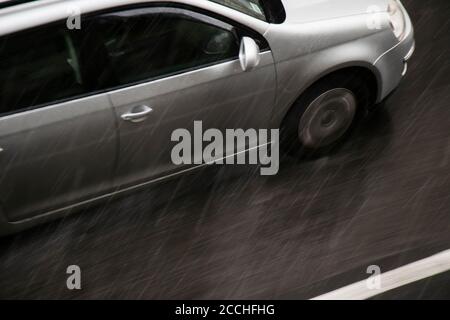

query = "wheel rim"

[{"left": 298, "top": 88, "right": 357, "bottom": 149}]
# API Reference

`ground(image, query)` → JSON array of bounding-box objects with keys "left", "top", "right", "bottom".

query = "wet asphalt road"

[{"left": 0, "top": 0, "right": 449, "bottom": 300}]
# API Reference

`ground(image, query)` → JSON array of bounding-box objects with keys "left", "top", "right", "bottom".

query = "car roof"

[
  {"left": 0, "top": 0, "right": 269, "bottom": 37},
  {"left": 0, "top": 0, "right": 60, "bottom": 15}
]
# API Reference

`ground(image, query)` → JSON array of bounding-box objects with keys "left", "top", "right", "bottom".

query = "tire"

[{"left": 280, "top": 72, "right": 372, "bottom": 157}]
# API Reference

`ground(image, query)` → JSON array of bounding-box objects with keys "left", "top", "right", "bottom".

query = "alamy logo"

[
  {"left": 171, "top": 121, "right": 279, "bottom": 176},
  {"left": 66, "top": 5, "right": 81, "bottom": 30},
  {"left": 66, "top": 265, "right": 81, "bottom": 290},
  {"left": 366, "top": 265, "right": 382, "bottom": 290},
  {"left": 366, "top": 5, "right": 383, "bottom": 30}
]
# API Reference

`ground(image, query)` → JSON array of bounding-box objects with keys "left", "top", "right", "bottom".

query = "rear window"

[{"left": 0, "top": 23, "right": 87, "bottom": 115}]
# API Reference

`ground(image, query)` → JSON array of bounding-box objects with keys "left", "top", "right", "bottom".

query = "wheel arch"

[{"left": 276, "top": 63, "right": 381, "bottom": 129}]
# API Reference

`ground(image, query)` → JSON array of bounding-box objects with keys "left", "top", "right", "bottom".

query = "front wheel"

[
  {"left": 281, "top": 73, "right": 371, "bottom": 156},
  {"left": 298, "top": 88, "right": 357, "bottom": 149}
]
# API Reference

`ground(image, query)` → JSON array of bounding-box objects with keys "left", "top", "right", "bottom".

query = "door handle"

[
  {"left": 121, "top": 105, "right": 153, "bottom": 123},
  {"left": 0, "top": 147, "right": 3, "bottom": 153}
]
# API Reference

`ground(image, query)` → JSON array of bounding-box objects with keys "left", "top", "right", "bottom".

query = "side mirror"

[{"left": 239, "top": 37, "right": 261, "bottom": 72}]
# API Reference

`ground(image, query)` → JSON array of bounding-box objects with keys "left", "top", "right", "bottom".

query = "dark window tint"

[
  {"left": 92, "top": 8, "right": 240, "bottom": 86},
  {"left": 0, "top": 25, "right": 87, "bottom": 115}
]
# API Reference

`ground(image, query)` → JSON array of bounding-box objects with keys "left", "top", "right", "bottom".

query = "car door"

[
  {"left": 87, "top": 5, "right": 277, "bottom": 189},
  {"left": 0, "top": 21, "right": 117, "bottom": 222}
]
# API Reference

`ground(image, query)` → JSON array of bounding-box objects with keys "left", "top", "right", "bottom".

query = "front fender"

[{"left": 265, "top": 12, "right": 397, "bottom": 127}]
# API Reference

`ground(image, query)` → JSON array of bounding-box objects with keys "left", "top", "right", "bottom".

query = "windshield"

[{"left": 209, "top": 0, "right": 267, "bottom": 21}]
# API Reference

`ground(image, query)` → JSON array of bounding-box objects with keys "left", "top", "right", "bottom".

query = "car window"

[
  {"left": 0, "top": 24, "right": 87, "bottom": 115},
  {"left": 90, "top": 8, "right": 240, "bottom": 87},
  {"left": 209, "top": 0, "right": 267, "bottom": 21}
]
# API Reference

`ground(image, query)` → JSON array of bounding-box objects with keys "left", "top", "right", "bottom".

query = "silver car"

[{"left": 0, "top": 0, "right": 415, "bottom": 235}]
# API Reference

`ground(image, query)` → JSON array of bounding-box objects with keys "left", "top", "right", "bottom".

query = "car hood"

[{"left": 280, "top": 0, "right": 390, "bottom": 24}]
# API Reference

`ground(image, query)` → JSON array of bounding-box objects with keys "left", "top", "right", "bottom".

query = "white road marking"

[{"left": 311, "top": 249, "right": 450, "bottom": 300}]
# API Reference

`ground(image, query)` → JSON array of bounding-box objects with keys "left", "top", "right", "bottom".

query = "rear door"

[
  {"left": 0, "top": 21, "right": 117, "bottom": 222},
  {"left": 87, "top": 5, "right": 277, "bottom": 189}
]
